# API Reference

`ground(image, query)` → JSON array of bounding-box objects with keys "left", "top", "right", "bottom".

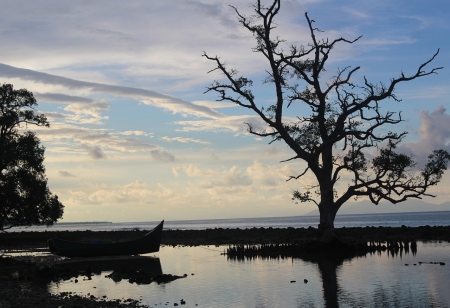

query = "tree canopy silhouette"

[
  {"left": 204, "top": 0, "right": 450, "bottom": 239},
  {"left": 0, "top": 83, "right": 63, "bottom": 231}
]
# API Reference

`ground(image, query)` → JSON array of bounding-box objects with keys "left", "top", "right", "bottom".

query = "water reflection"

[
  {"left": 45, "top": 243, "right": 449, "bottom": 307},
  {"left": 54, "top": 255, "right": 162, "bottom": 274},
  {"left": 226, "top": 239, "right": 418, "bottom": 261},
  {"left": 50, "top": 255, "right": 163, "bottom": 284},
  {"left": 226, "top": 241, "right": 440, "bottom": 308},
  {"left": 228, "top": 251, "right": 368, "bottom": 308}
]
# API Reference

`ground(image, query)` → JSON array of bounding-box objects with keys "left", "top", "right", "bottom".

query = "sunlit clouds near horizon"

[{"left": 1, "top": 0, "right": 450, "bottom": 222}]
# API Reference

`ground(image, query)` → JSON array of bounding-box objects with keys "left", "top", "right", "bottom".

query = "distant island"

[
  {"left": 306, "top": 200, "right": 450, "bottom": 216},
  {"left": 55, "top": 221, "right": 112, "bottom": 225}
]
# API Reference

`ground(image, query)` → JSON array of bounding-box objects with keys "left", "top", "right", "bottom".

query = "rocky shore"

[{"left": 1, "top": 225, "right": 450, "bottom": 307}]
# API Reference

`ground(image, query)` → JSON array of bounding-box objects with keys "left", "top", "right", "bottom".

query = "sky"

[{"left": 1, "top": 0, "right": 450, "bottom": 222}]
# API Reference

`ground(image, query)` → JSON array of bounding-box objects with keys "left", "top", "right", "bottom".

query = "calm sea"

[
  {"left": 47, "top": 242, "right": 450, "bottom": 307},
  {"left": 5, "top": 211, "right": 450, "bottom": 307},
  {"left": 10, "top": 211, "right": 450, "bottom": 232}
]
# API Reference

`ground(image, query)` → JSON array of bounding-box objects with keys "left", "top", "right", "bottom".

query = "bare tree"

[{"left": 203, "top": 0, "right": 450, "bottom": 240}]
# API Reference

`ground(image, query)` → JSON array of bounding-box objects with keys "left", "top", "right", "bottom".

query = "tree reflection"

[
  {"left": 226, "top": 240, "right": 419, "bottom": 307},
  {"left": 300, "top": 251, "right": 366, "bottom": 308}
]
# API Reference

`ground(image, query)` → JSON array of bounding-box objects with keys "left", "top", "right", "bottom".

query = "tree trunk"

[
  {"left": 318, "top": 205, "right": 338, "bottom": 243},
  {"left": 316, "top": 202, "right": 358, "bottom": 253}
]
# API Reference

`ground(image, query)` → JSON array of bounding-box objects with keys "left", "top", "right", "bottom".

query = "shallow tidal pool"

[{"left": 48, "top": 242, "right": 450, "bottom": 307}]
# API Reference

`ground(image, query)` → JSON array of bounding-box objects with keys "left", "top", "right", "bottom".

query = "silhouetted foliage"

[
  {"left": 204, "top": 0, "right": 450, "bottom": 237},
  {"left": 0, "top": 83, "right": 63, "bottom": 231}
]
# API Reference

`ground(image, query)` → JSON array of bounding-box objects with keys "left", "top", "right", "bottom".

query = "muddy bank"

[
  {"left": 0, "top": 254, "right": 187, "bottom": 308},
  {"left": 0, "top": 256, "right": 149, "bottom": 308}
]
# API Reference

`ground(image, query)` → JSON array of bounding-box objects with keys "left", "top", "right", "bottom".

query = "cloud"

[
  {"left": 150, "top": 150, "right": 175, "bottom": 162},
  {"left": 56, "top": 157, "right": 317, "bottom": 220},
  {"left": 63, "top": 100, "right": 110, "bottom": 125},
  {"left": 167, "top": 161, "right": 312, "bottom": 209},
  {"left": 417, "top": 106, "right": 450, "bottom": 148},
  {"left": 400, "top": 15, "right": 432, "bottom": 30},
  {"left": 32, "top": 121, "right": 173, "bottom": 160},
  {"left": 120, "top": 131, "right": 153, "bottom": 137},
  {"left": 58, "top": 170, "right": 77, "bottom": 177},
  {"left": 201, "top": 165, "right": 252, "bottom": 188},
  {"left": 341, "top": 8, "right": 370, "bottom": 19},
  {"left": 173, "top": 164, "right": 251, "bottom": 187},
  {"left": 176, "top": 115, "right": 267, "bottom": 134},
  {"left": 35, "top": 92, "right": 95, "bottom": 104},
  {"left": 162, "top": 136, "right": 210, "bottom": 144},
  {"left": 174, "top": 161, "right": 302, "bottom": 189},
  {"left": 0, "top": 63, "right": 224, "bottom": 119},
  {"left": 175, "top": 164, "right": 214, "bottom": 177},
  {"left": 33, "top": 92, "right": 111, "bottom": 124},
  {"left": 398, "top": 106, "right": 450, "bottom": 166},
  {"left": 360, "top": 37, "right": 417, "bottom": 46},
  {"left": 0, "top": 1, "right": 318, "bottom": 102},
  {"left": 175, "top": 114, "right": 303, "bottom": 139},
  {"left": 86, "top": 181, "right": 173, "bottom": 205},
  {"left": 44, "top": 112, "right": 68, "bottom": 121},
  {"left": 246, "top": 160, "right": 296, "bottom": 186},
  {"left": 192, "top": 100, "right": 238, "bottom": 109},
  {"left": 81, "top": 144, "right": 106, "bottom": 160}
]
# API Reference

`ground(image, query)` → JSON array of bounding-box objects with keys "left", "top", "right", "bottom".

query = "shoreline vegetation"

[
  {"left": 1, "top": 226, "right": 450, "bottom": 307},
  {"left": 2, "top": 225, "right": 450, "bottom": 248}
]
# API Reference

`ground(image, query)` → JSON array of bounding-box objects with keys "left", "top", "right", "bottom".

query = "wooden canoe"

[{"left": 48, "top": 220, "right": 164, "bottom": 257}]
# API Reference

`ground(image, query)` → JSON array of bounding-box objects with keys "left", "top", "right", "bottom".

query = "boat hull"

[{"left": 48, "top": 220, "right": 164, "bottom": 257}]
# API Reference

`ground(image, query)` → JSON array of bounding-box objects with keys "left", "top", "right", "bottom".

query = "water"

[
  {"left": 47, "top": 242, "right": 450, "bottom": 307},
  {"left": 6, "top": 212, "right": 450, "bottom": 307},
  {"left": 9, "top": 211, "right": 450, "bottom": 232}
]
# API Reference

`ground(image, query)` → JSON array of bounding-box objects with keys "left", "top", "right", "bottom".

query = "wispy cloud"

[
  {"left": 176, "top": 115, "right": 265, "bottom": 134},
  {"left": 341, "top": 7, "right": 370, "bottom": 19},
  {"left": 0, "top": 63, "right": 224, "bottom": 119},
  {"left": 58, "top": 170, "right": 77, "bottom": 178},
  {"left": 35, "top": 92, "right": 95, "bottom": 104},
  {"left": 175, "top": 115, "right": 300, "bottom": 136},
  {"left": 162, "top": 136, "right": 211, "bottom": 144},
  {"left": 34, "top": 122, "right": 171, "bottom": 160},
  {"left": 360, "top": 37, "right": 417, "bottom": 46},
  {"left": 192, "top": 100, "right": 238, "bottom": 109},
  {"left": 120, "top": 131, "right": 153, "bottom": 137}
]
